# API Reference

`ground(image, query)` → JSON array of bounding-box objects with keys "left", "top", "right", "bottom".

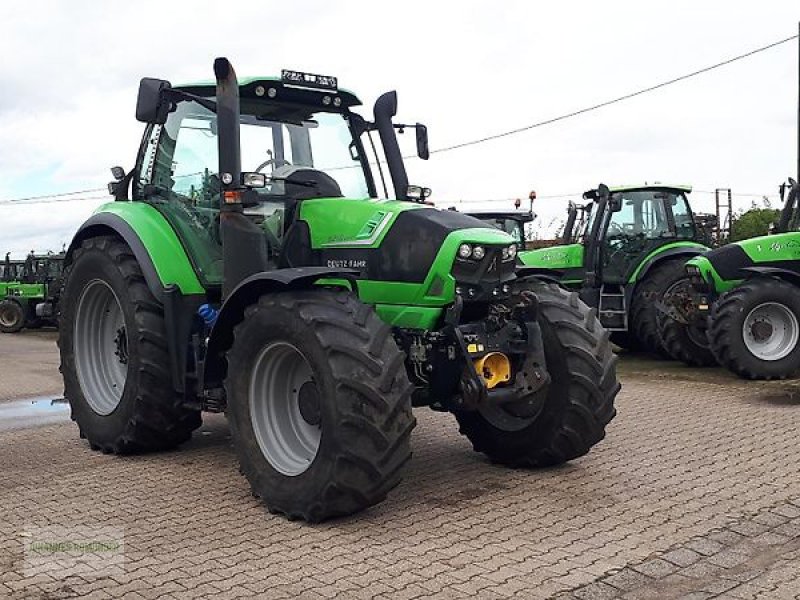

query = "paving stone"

[{"left": 3, "top": 336, "right": 800, "bottom": 599}]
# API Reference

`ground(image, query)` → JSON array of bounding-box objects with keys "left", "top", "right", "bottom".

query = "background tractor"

[
  {"left": 517, "top": 184, "right": 710, "bottom": 358},
  {"left": 0, "top": 251, "right": 64, "bottom": 333},
  {"left": 464, "top": 194, "right": 536, "bottom": 252},
  {"left": 659, "top": 179, "right": 800, "bottom": 378},
  {"left": 58, "top": 58, "right": 619, "bottom": 522}
]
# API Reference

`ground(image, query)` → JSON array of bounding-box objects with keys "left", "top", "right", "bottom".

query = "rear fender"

[
  {"left": 202, "top": 267, "right": 359, "bottom": 389},
  {"left": 739, "top": 266, "right": 800, "bottom": 288},
  {"left": 515, "top": 266, "right": 564, "bottom": 285}
]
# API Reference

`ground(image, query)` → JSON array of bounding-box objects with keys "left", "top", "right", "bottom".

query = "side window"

[
  {"left": 671, "top": 194, "right": 695, "bottom": 239},
  {"left": 140, "top": 101, "right": 223, "bottom": 286},
  {"left": 608, "top": 196, "right": 636, "bottom": 236}
]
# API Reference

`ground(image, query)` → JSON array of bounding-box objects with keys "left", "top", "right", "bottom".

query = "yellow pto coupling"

[{"left": 473, "top": 352, "right": 511, "bottom": 389}]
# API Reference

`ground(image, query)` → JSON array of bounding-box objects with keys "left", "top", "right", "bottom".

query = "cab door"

[{"left": 601, "top": 191, "right": 671, "bottom": 284}]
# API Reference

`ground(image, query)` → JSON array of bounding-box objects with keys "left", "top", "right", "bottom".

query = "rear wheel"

[
  {"left": 59, "top": 236, "right": 201, "bottom": 453},
  {"left": 656, "top": 278, "right": 716, "bottom": 367},
  {"left": 708, "top": 278, "right": 800, "bottom": 380},
  {"left": 225, "top": 289, "right": 415, "bottom": 522},
  {"left": 455, "top": 281, "right": 619, "bottom": 467},
  {"left": 0, "top": 300, "right": 25, "bottom": 333},
  {"left": 630, "top": 259, "right": 688, "bottom": 357}
]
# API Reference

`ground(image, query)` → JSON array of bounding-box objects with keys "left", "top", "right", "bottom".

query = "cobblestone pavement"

[
  {"left": 1, "top": 334, "right": 800, "bottom": 599},
  {"left": 0, "top": 330, "right": 60, "bottom": 402}
]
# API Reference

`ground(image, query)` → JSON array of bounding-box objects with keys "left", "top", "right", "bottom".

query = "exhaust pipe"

[
  {"left": 374, "top": 91, "right": 409, "bottom": 201},
  {"left": 214, "top": 57, "right": 268, "bottom": 299}
]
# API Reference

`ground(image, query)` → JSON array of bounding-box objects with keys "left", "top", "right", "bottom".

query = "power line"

[
  {"left": 1, "top": 32, "right": 796, "bottom": 206},
  {"left": 428, "top": 33, "right": 798, "bottom": 155},
  {"left": 0, "top": 187, "right": 106, "bottom": 204}
]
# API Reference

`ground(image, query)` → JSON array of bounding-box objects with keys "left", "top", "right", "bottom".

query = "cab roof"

[
  {"left": 175, "top": 76, "right": 362, "bottom": 109},
  {"left": 608, "top": 183, "right": 692, "bottom": 193}
]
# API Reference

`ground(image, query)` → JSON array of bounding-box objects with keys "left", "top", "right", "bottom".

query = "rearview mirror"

[
  {"left": 609, "top": 196, "right": 622, "bottom": 212},
  {"left": 136, "top": 78, "right": 172, "bottom": 124},
  {"left": 415, "top": 123, "right": 429, "bottom": 160}
]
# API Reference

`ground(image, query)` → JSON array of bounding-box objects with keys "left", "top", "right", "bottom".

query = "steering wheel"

[
  {"left": 255, "top": 158, "right": 292, "bottom": 173},
  {"left": 607, "top": 222, "right": 626, "bottom": 237}
]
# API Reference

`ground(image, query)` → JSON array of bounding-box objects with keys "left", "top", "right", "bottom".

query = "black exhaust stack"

[
  {"left": 374, "top": 91, "right": 409, "bottom": 200},
  {"left": 214, "top": 57, "right": 269, "bottom": 299}
]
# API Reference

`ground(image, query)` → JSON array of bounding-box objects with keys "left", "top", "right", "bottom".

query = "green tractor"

[
  {"left": 518, "top": 184, "right": 711, "bottom": 358},
  {"left": 58, "top": 58, "right": 619, "bottom": 522},
  {"left": 0, "top": 252, "right": 64, "bottom": 333},
  {"left": 659, "top": 179, "right": 800, "bottom": 378}
]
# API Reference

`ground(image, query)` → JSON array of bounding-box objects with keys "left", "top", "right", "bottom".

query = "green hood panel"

[
  {"left": 299, "top": 198, "right": 426, "bottom": 248},
  {"left": 518, "top": 244, "right": 584, "bottom": 270},
  {"left": 736, "top": 231, "right": 800, "bottom": 262},
  {"left": 689, "top": 232, "right": 800, "bottom": 295},
  {"left": 91, "top": 202, "right": 205, "bottom": 295}
]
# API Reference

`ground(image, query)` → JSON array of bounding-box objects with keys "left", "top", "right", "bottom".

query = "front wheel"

[
  {"left": 0, "top": 300, "right": 25, "bottom": 333},
  {"left": 225, "top": 289, "right": 415, "bottom": 522},
  {"left": 656, "top": 278, "right": 717, "bottom": 367},
  {"left": 708, "top": 278, "right": 800, "bottom": 380},
  {"left": 59, "top": 236, "right": 201, "bottom": 453},
  {"left": 455, "top": 281, "right": 619, "bottom": 467}
]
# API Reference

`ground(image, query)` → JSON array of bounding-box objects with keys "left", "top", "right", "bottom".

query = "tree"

[{"left": 729, "top": 208, "right": 780, "bottom": 242}]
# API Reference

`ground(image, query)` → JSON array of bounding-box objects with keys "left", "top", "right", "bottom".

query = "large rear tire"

[
  {"left": 0, "top": 300, "right": 25, "bottom": 333},
  {"left": 225, "top": 289, "right": 415, "bottom": 522},
  {"left": 656, "top": 278, "right": 717, "bottom": 367},
  {"left": 630, "top": 259, "right": 688, "bottom": 357},
  {"left": 708, "top": 278, "right": 800, "bottom": 380},
  {"left": 455, "top": 281, "right": 619, "bottom": 467},
  {"left": 59, "top": 236, "right": 201, "bottom": 453}
]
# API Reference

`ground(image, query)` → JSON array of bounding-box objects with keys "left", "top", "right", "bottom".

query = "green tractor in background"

[
  {"left": 518, "top": 184, "right": 710, "bottom": 359},
  {"left": 659, "top": 179, "right": 800, "bottom": 378},
  {"left": 464, "top": 192, "right": 537, "bottom": 252},
  {"left": 58, "top": 58, "right": 619, "bottom": 522},
  {"left": 0, "top": 251, "right": 64, "bottom": 333}
]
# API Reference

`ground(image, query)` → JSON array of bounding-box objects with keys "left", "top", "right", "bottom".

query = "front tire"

[
  {"left": 59, "top": 236, "right": 201, "bottom": 453},
  {"left": 0, "top": 300, "right": 25, "bottom": 333},
  {"left": 225, "top": 290, "right": 415, "bottom": 522},
  {"left": 708, "top": 278, "right": 800, "bottom": 380},
  {"left": 455, "top": 281, "right": 619, "bottom": 467},
  {"left": 630, "top": 259, "right": 688, "bottom": 357},
  {"left": 656, "top": 278, "right": 717, "bottom": 367}
]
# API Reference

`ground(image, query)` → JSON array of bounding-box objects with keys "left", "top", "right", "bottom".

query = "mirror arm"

[{"left": 163, "top": 89, "right": 217, "bottom": 113}]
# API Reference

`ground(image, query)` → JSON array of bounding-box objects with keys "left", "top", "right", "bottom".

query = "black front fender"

[{"left": 202, "top": 267, "right": 359, "bottom": 388}]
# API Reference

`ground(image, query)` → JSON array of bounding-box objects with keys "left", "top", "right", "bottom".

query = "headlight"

[
  {"left": 472, "top": 246, "right": 486, "bottom": 260},
  {"left": 502, "top": 245, "right": 517, "bottom": 260},
  {"left": 458, "top": 243, "right": 472, "bottom": 259}
]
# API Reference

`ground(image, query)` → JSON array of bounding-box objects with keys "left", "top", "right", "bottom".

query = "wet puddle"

[{"left": 0, "top": 396, "right": 70, "bottom": 431}]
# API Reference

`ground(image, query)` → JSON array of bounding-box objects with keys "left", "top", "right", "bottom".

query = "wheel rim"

[
  {"left": 249, "top": 341, "right": 322, "bottom": 476},
  {"left": 0, "top": 305, "right": 18, "bottom": 328},
  {"left": 74, "top": 279, "right": 128, "bottom": 416},
  {"left": 742, "top": 302, "right": 799, "bottom": 361}
]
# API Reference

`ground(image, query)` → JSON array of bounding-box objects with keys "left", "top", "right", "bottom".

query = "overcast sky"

[{"left": 0, "top": 1, "right": 798, "bottom": 256}]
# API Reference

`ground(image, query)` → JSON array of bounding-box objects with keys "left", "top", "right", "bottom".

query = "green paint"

[
  {"left": 4, "top": 282, "right": 46, "bottom": 301},
  {"left": 738, "top": 231, "right": 800, "bottom": 262},
  {"left": 517, "top": 244, "right": 584, "bottom": 270},
  {"left": 374, "top": 305, "right": 443, "bottom": 329},
  {"left": 627, "top": 241, "right": 708, "bottom": 283},
  {"left": 686, "top": 255, "right": 740, "bottom": 294},
  {"left": 92, "top": 202, "right": 205, "bottom": 295},
  {"left": 299, "top": 198, "right": 424, "bottom": 248},
  {"left": 608, "top": 183, "right": 692, "bottom": 193}
]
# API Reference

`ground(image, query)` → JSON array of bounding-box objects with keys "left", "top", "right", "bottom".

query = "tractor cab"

[
  {"left": 593, "top": 184, "right": 697, "bottom": 285},
  {"left": 115, "top": 67, "right": 431, "bottom": 296},
  {"left": 465, "top": 210, "right": 535, "bottom": 249},
  {"left": 562, "top": 201, "right": 592, "bottom": 244}
]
